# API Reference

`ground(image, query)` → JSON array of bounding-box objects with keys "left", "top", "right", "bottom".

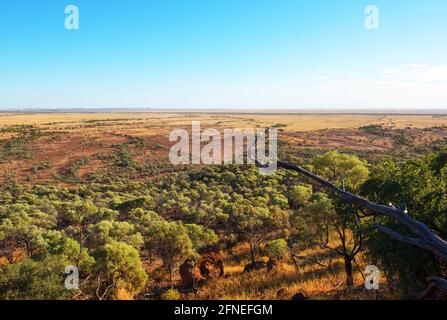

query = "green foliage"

[
  {"left": 361, "top": 153, "right": 447, "bottom": 297},
  {"left": 88, "top": 220, "right": 143, "bottom": 249},
  {"left": 149, "top": 221, "right": 193, "bottom": 277},
  {"left": 32, "top": 230, "right": 95, "bottom": 272},
  {"left": 392, "top": 130, "right": 414, "bottom": 146},
  {"left": 184, "top": 224, "right": 218, "bottom": 251},
  {"left": 0, "top": 203, "right": 56, "bottom": 258},
  {"left": 2, "top": 145, "right": 445, "bottom": 299},
  {"left": 0, "top": 125, "right": 44, "bottom": 162},
  {"left": 314, "top": 150, "right": 369, "bottom": 191},
  {"left": 113, "top": 196, "right": 154, "bottom": 214},
  {"left": 0, "top": 163, "right": 307, "bottom": 297},
  {"left": 113, "top": 145, "right": 136, "bottom": 168},
  {"left": 288, "top": 185, "right": 312, "bottom": 208},
  {"left": 160, "top": 288, "right": 181, "bottom": 300},
  {"left": 359, "top": 124, "right": 387, "bottom": 136},
  {"left": 150, "top": 143, "right": 166, "bottom": 151},
  {"left": 0, "top": 255, "right": 73, "bottom": 300},
  {"left": 94, "top": 241, "right": 148, "bottom": 296},
  {"left": 265, "top": 239, "right": 289, "bottom": 261},
  {"left": 292, "top": 151, "right": 369, "bottom": 286},
  {"left": 272, "top": 123, "right": 288, "bottom": 128},
  {"left": 61, "top": 157, "right": 91, "bottom": 181},
  {"left": 291, "top": 192, "right": 335, "bottom": 249}
]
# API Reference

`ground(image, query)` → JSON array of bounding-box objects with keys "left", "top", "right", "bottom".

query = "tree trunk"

[
  {"left": 168, "top": 266, "right": 173, "bottom": 284},
  {"left": 344, "top": 255, "right": 354, "bottom": 287},
  {"left": 291, "top": 254, "right": 300, "bottom": 273},
  {"left": 25, "top": 239, "right": 31, "bottom": 258},
  {"left": 249, "top": 241, "right": 256, "bottom": 264}
]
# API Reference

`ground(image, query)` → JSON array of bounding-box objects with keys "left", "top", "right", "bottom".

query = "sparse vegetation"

[{"left": 1, "top": 113, "right": 447, "bottom": 300}]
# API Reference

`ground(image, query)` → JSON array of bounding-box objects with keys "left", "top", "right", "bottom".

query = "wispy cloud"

[
  {"left": 298, "top": 64, "right": 447, "bottom": 109},
  {"left": 315, "top": 64, "right": 447, "bottom": 87}
]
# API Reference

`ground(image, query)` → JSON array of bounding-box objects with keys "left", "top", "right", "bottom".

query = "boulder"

[
  {"left": 180, "top": 252, "right": 224, "bottom": 290},
  {"left": 291, "top": 292, "right": 307, "bottom": 300},
  {"left": 267, "top": 258, "right": 277, "bottom": 272},
  {"left": 243, "top": 261, "right": 267, "bottom": 273},
  {"left": 179, "top": 259, "right": 204, "bottom": 290},
  {"left": 199, "top": 252, "right": 224, "bottom": 279}
]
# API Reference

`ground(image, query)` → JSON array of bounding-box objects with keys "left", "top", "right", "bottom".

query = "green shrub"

[{"left": 160, "top": 288, "right": 181, "bottom": 300}]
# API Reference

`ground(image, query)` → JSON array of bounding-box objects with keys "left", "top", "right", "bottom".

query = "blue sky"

[{"left": 0, "top": 0, "right": 446, "bottom": 110}]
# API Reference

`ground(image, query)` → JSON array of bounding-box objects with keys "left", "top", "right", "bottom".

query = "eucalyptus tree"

[{"left": 288, "top": 151, "right": 369, "bottom": 286}]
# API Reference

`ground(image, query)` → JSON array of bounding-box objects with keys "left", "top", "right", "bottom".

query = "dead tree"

[{"left": 269, "top": 160, "right": 447, "bottom": 297}]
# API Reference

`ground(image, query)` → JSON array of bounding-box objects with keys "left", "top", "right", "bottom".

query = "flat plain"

[{"left": 1, "top": 112, "right": 446, "bottom": 184}]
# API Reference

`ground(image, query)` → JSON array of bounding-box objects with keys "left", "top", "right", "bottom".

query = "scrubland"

[{"left": 0, "top": 112, "right": 446, "bottom": 300}]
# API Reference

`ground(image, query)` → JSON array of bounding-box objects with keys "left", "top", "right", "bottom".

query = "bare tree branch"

[
  {"left": 426, "top": 277, "right": 447, "bottom": 292},
  {"left": 273, "top": 160, "right": 447, "bottom": 262},
  {"left": 419, "top": 277, "right": 447, "bottom": 300},
  {"left": 363, "top": 224, "right": 430, "bottom": 251}
]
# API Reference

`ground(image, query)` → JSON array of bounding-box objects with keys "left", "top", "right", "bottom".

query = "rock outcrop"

[
  {"left": 291, "top": 292, "right": 307, "bottom": 300},
  {"left": 180, "top": 251, "right": 225, "bottom": 289},
  {"left": 243, "top": 261, "right": 267, "bottom": 273},
  {"left": 179, "top": 258, "right": 204, "bottom": 290}
]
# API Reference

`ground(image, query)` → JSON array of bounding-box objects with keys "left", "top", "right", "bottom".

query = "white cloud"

[
  {"left": 192, "top": 64, "right": 447, "bottom": 109},
  {"left": 319, "top": 64, "right": 447, "bottom": 86},
  {"left": 2, "top": 64, "right": 445, "bottom": 110},
  {"left": 290, "top": 64, "right": 447, "bottom": 109}
]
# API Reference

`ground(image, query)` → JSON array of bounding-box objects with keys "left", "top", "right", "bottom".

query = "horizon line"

[{"left": 1, "top": 107, "right": 447, "bottom": 115}]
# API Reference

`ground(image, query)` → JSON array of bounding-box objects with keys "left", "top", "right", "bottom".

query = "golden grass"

[
  {"left": 189, "top": 243, "right": 396, "bottom": 300},
  {"left": 1, "top": 112, "right": 446, "bottom": 132}
]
